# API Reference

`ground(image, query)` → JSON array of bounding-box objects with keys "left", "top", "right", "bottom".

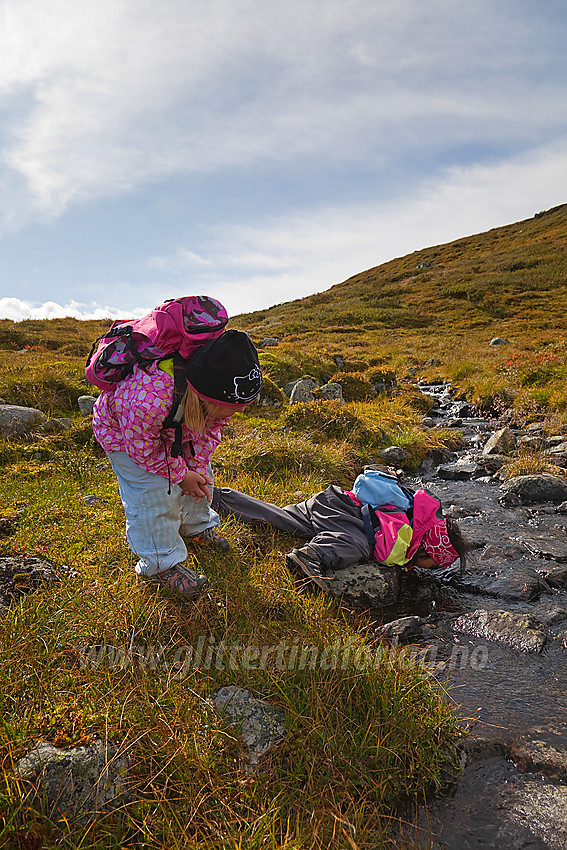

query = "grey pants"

[{"left": 212, "top": 484, "right": 372, "bottom": 570}]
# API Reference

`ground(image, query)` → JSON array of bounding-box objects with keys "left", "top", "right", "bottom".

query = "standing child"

[
  {"left": 212, "top": 467, "right": 467, "bottom": 591},
  {"left": 93, "top": 328, "right": 262, "bottom": 596}
]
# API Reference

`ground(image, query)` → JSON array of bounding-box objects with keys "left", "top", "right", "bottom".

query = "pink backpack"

[{"left": 85, "top": 296, "right": 228, "bottom": 390}]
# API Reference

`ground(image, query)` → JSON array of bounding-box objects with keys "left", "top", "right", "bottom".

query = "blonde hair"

[{"left": 182, "top": 386, "right": 231, "bottom": 431}]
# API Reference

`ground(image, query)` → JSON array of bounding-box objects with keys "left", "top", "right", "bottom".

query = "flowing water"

[{"left": 382, "top": 384, "right": 567, "bottom": 848}]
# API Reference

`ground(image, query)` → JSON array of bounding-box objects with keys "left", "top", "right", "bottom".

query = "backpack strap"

[
  {"left": 161, "top": 352, "right": 191, "bottom": 459},
  {"left": 361, "top": 504, "right": 380, "bottom": 548}
]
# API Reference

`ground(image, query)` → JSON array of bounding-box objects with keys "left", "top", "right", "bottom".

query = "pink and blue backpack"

[{"left": 85, "top": 296, "right": 228, "bottom": 390}]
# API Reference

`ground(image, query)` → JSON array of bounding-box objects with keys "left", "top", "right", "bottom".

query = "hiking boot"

[
  {"left": 154, "top": 563, "right": 209, "bottom": 597},
  {"left": 285, "top": 548, "right": 332, "bottom": 591},
  {"left": 191, "top": 526, "right": 231, "bottom": 552}
]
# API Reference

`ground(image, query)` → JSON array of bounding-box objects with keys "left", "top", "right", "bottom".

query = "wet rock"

[
  {"left": 327, "top": 562, "right": 399, "bottom": 608},
  {"left": 379, "top": 446, "right": 408, "bottom": 465},
  {"left": 78, "top": 395, "right": 97, "bottom": 415},
  {"left": 444, "top": 504, "right": 476, "bottom": 519},
  {"left": 0, "top": 556, "right": 78, "bottom": 611},
  {"left": 520, "top": 535, "right": 567, "bottom": 563},
  {"left": 534, "top": 604, "right": 567, "bottom": 626},
  {"left": 437, "top": 462, "right": 477, "bottom": 480},
  {"left": 211, "top": 687, "right": 286, "bottom": 770},
  {"left": 441, "top": 417, "right": 463, "bottom": 428},
  {"left": 511, "top": 739, "right": 567, "bottom": 782},
  {"left": 544, "top": 565, "right": 567, "bottom": 588},
  {"left": 484, "top": 570, "right": 551, "bottom": 602},
  {"left": 475, "top": 453, "right": 509, "bottom": 472},
  {"left": 16, "top": 739, "right": 129, "bottom": 820},
  {"left": 452, "top": 401, "right": 474, "bottom": 418},
  {"left": 452, "top": 609, "right": 547, "bottom": 653},
  {"left": 420, "top": 416, "right": 435, "bottom": 428},
  {"left": 489, "top": 337, "right": 512, "bottom": 345},
  {"left": 418, "top": 756, "right": 567, "bottom": 850},
  {"left": 557, "top": 501, "right": 567, "bottom": 513},
  {"left": 289, "top": 378, "right": 319, "bottom": 404},
  {"left": 318, "top": 382, "right": 344, "bottom": 402},
  {"left": 378, "top": 615, "right": 426, "bottom": 644},
  {"left": 546, "top": 440, "right": 567, "bottom": 455},
  {"left": 482, "top": 427, "right": 516, "bottom": 456},
  {"left": 0, "top": 405, "right": 46, "bottom": 437},
  {"left": 479, "top": 543, "right": 526, "bottom": 562},
  {"left": 500, "top": 473, "right": 567, "bottom": 506}
]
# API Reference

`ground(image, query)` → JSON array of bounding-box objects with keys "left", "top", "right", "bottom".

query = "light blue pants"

[{"left": 107, "top": 451, "right": 221, "bottom": 576}]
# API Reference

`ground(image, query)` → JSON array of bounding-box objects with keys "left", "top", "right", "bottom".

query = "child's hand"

[{"left": 179, "top": 470, "right": 212, "bottom": 503}]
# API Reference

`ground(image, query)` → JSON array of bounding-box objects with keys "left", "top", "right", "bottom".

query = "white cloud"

[
  {"left": 199, "top": 139, "right": 567, "bottom": 315},
  {"left": 0, "top": 297, "right": 142, "bottom": 321},
  {"left": 1, "top": 0, "right": 565, "bottom": 225},
  {"left": 148, "top": 249, "right": 212, "bottom": 272}
]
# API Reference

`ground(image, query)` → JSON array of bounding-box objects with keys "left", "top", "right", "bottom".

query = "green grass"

[
  {"left": 0, "top": 444, "right": 462, "bottom": 849},
  {"left": 2, "top": 204, "right": 567, "bottom": 846}
]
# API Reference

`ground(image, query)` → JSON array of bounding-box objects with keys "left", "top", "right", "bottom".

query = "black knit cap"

[{"left": 185, "top": 329, "right": 262, "bottom": 407}]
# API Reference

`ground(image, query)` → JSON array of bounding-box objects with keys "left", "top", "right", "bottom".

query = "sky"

[{"left": 1, "top": 0, "right": 567, "bottom": 322}]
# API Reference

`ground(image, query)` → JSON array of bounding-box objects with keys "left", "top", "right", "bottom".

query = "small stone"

[
  {"left": 78, "top": 396, "right": 97, "bottom": 415},
  {"left": 212, "top": 687, "right": 286, "bottom": 771},
  {"left": 437, "top": 462, "right": 477, "bottom": 481},
  {"left": 452, "top": 609, "right": 547, "bottom": 653},
  {"left": 489, "top": 337, "right": 512, "bottom": 345},
  {"left": 41, "top": 417, "right": 72, "bottom": 434},
  {"left": 83, "top": 495, "right": 105, "bottom": 506},
  {"left": 378, "top": 616, "right": 426, "bottom": 644},
  {"left": 482, "top": 427, "right": 516, "bottom": 456},
  {"left": 257, "top": 337, "right": 280, "bottom": 349},
  {"left": 500, "top": 474, "right": 567, "bottom": 506},
  {"left": 379, "top": 446, "right": 408, "bottom": 465},
  {"left": 0, "top": 405, "right": 46, "bottom": 438},
  {"left": 16, "top": 739, "right": 129, "bottom": 820},
  {"left": 319, "top": 382, "right": 344, "bottom": 402},
  {"left": 289, "top": 378, "right": 319, "bottom": 404}
]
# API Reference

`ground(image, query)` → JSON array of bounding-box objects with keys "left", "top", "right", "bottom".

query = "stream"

[{"left": 380, "top": 383, "right": 567, "bottom": 849}]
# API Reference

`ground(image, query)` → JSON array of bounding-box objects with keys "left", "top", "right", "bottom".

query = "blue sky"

[{"left": 1, "top": 0, "right": 566, "bottom": 321}]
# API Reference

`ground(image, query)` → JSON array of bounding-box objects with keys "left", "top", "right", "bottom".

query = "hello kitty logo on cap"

[
  {"left": 234, "top": 365, "right": 263, "bottom": 402},
  {"left": 422, "top": 521, "right": 459, "bottom": 568}
]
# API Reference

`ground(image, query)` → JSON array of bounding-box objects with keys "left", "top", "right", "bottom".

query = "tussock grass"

[
  {"left": 0, "top": 398, "right": 461, "bottom": 847},
  {"left": 0, "top": 452, "right": 461, "bottom": 848},
  {"left": 4, "top": 205, "right": 567, "bottom": 845}
]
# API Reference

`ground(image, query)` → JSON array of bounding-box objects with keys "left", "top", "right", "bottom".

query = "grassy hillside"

[
  {"left": 237, "top": 203, "right": 567, "bottom": 422},
  {"left": 0, "top": 206, "right": 565, "bottom": 848}
]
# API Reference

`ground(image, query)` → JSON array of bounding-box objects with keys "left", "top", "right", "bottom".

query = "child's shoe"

[
  {"left": 191, "top": 526, "right": 231, "bottom": 552},
  {"left": 154, "top": 564, "right": 209, "bottom": 597},
  {"left": 285, "top": 547, "right": 332, "bottom": 591}
]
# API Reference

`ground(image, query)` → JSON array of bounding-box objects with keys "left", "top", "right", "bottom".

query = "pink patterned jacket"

[{"left": 92, "top": 362, "right": 228, "bottom": 484}]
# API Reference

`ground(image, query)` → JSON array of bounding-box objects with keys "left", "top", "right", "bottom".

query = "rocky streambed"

[{"left": 343, "top": 383, "right": 567, "bottom": 850}]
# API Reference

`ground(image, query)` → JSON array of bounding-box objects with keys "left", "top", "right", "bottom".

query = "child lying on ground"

[{"left": 212, "top": 467, "right": 468, "bottom": 590}]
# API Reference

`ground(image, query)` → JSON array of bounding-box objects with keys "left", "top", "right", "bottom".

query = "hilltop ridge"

[{"left": 236, "top": 203, "right": 567, "bottom": 346}]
